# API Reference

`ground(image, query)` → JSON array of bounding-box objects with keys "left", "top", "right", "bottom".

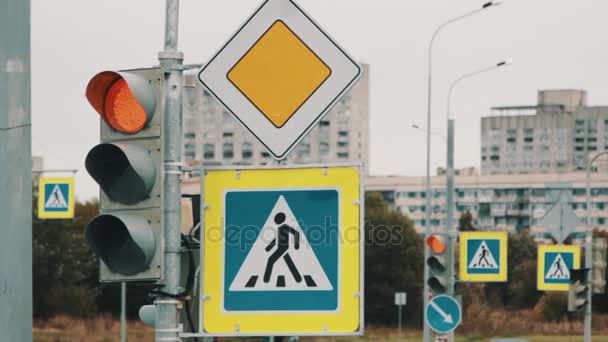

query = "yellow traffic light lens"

[
  {"left": 104, "top": 79, "right": 147, "bottom": 133},
  {"left": 426, "top": 236, "right": 446, "bottom": 254}
]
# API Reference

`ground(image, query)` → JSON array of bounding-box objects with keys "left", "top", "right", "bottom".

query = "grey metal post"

[
  {"left": 156, "top": 0, "right": 184, "bottom": 341},
  {"left": 398, "top": 305, "right": 403, "bottom": 334},
  {"left": 445, "top": 119, "right": 455, "bottom": 342},
  {"left": 423, "top": 5, "right": 501, "bottom": 340},
  {"left": 0, "top": 0, "right": 32, "bottom": 340},
  {"left": 584, "top": 152, "right": 608, "bottom": 342},
  {"left": 121, "top": 282, "right": 127, "bottom": 342}
]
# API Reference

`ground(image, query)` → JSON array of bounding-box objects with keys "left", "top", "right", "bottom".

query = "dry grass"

[
  {"left": 34, "top": 315, "right": 153, "bottom": 342},
  {"left": 33, "top": 316, "right": 608, "bottom": 341}
]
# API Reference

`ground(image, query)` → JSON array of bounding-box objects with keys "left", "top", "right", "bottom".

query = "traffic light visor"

[
  {"left": 427, "top": 235, "right": 446, "bottom": 254},
  {"left": 85, "top": 143, "right": 157, "bottom": 205},
  {"left": 86, "top": 71, "right": 156, "bottom": 133},
  {"left": 85, "top": 213, "right": 156, "bottom": 275}
]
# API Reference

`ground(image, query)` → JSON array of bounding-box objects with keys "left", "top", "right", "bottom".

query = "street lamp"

[
  {"left": 443, "top": 60, "right": 511, "bottom": 318},
  {"left": 423, "top": 2, "right": 502, "bottom": 341},
  {"left": 584, "top": 152, "right": 608, "bottom": 342}
]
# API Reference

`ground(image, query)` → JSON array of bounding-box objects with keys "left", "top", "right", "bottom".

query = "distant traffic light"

[
  {"left": 568, "top": 269, "right": 588, "bottom": 312},
  {"left": 592, "top": 238, "right": 607, "bottom": 294},
  {"left": 427, "top": 235, "right": 449, "bottom": 294},
  {"left": 84, "top": 68, "right": 164, "bottom": 282}
]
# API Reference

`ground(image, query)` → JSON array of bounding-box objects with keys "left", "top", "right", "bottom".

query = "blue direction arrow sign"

[{"left": 426, "top": 295, "right": 462, "bottom": 334}]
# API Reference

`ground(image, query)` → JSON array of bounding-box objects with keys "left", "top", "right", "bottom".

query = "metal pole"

[
  {"left": 121, "top": 282, "right": 127, "bottom": 342},
  {"left": 445, "top": 119, "right": 455, "bottom": 342},
  {"left": 156, "top": 0, "right": 184, "bottom": 341},
  {"left": 584, "top": 152, "right": 608, "bottom": 342},
  {"left": 423, "top": 6, "right": 499, "bottom": 340},
  {"left": 0, "top": 0, "right": 32, "bottom": 340},
  {"left": 398, "top": 305, "right": 403, "bottom": 334}
]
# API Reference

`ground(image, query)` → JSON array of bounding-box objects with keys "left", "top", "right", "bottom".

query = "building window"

[
  {"left": 507, "top": 129, "right": 517, "bottom": 135},
  {"left": 242, "top": 142, "right": 253, "bottom": 159},
  {"left": 337, "top": 152, "right": 349, "bottom": 158},
  {"left": 338, "top": 131, "right": 349, "bottom": 137},
  {"left": 320, "top": 142, "right": 330, "bottom": 156},
  {"left": 490, "top": 155, "right": 499, "bottom": 161},
  {"left": 507, "top": 137, "right": 516, "bottom": 143},
  {"left": 576, "top": 120, "right": 585, "bottom": 126},
  {"left": 524, "top": 128, "right": 534, "bottom": 135},
  {"left": 338, "top": 141, "right": 349, "bottom": 148},
  {"left": 203, "top": 144, "right": 214, "bottom": 160},
  {"left": 185, "top": 151, "right": 195, "bottom": 161},
  {"left": 261, "top": 151, "right": 270, "bottom": 158},
  {"left": 184, "top": 143, "right": 195, "bottom": 151},
  {"left": 185, "top": 132, "right": 196, "bottom": 139},
  {"left": 223, "top": 143, "right": 234, "bottom": 159},
  {"left": 523, "top": 145, "right": 533, "bottom": 151},
  {"left": 524, "top": 137, "right": 534, "bottom": 143},
  {"left": 223, "top": 132, "right": 234, "bottom": 138},
  {"left": 408, "top": 192, "right": 417, "bottom": 198},
  {"left": 319, "top": 121, "right": 330, "bottom": 127}
]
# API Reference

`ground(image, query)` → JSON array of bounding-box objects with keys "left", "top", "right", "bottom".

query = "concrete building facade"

[
  {"left": 481, "top": 89, "right": 608, "bottom": 175},
  {"left": 182, "top": 64, "right": 370, "bottom": 171},
  {"left": 366, "top": 172, "right": 608, "bottom": 240}
]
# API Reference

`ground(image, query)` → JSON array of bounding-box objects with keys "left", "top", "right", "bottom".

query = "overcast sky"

[{"left": 31, "top": 0, "right": 608, "bottom": 201}]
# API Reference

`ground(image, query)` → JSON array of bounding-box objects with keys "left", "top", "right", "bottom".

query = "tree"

[
  {"left": 364, "top": 192, "right": 424, "bottom": 326},
  {"left": 459, "top": 210, "right": 476, "bottom": 231}
]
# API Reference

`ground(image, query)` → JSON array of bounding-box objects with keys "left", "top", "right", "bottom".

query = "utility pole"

[
  {"left": 445, "top": 119, "right": 455, "bottom": 342},
  {"left": 0, "top": 0, "right": 32, "bottom": 340},
  {"left": 156, "top": 0, "right": 184, "bottom": 340}
]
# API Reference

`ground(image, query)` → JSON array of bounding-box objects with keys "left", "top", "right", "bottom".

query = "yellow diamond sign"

[
  {"left": 228, "top": 20, "right": 331, "bottom": 128},
  {"left": 198, "top": 0, "right": 361, "bottom": 160}
]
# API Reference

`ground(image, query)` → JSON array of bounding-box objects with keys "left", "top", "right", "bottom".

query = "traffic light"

[
  {"left": 426, "top": 235, "right": 449, "bottom": 294},
  {"left": 84, "top": 68, "right": 164, "bottom": 282},
  {"left": 592, "top": 238, "right": 607, "bottom": 294},
  {"left": 568, "top": 269, "right": 588, "bottom": 312}
]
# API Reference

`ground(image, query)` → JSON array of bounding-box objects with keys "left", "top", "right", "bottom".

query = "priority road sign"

[
  {"left": 200, "top": 164, "right": 363, "bottom": 336},
  {"left": 460, "top": 232, "right": 507, "bottom": 282},
  {"left": 425, "top": 295, "right": 461, "bottom": 334},
  {"left": 198, "top": 0, "right": 361, "bottom": 160},
  {"left": 537, "top": 245, "right": 581, "bottom": 291},
  {"left": 38, "top": 177, "right": 75, "bottom": 219}
]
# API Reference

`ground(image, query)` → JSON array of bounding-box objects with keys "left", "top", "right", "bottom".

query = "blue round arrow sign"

[{"left": 425, "top": 295, "right": 462, "bottom": 334}]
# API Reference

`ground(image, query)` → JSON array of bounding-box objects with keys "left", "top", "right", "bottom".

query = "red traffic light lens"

[
  {"left": 426, "top": 235, "right": 446, "bottom": 254},
  {"left": 104, "top": 78, "right": 148, "bottom": 134}
]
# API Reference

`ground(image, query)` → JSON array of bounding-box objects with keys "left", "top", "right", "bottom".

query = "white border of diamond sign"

[{"left": 198, "top": 0, "right": 362, "bottom": 160}]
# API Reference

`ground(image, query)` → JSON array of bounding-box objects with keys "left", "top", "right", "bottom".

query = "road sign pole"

[
  {"left": 0, "top": 0, "right": 32, "bottom": 340},
  {"left": 445, "top": 119, "right": 455, "bottom": 342},
  {"left": 121, "top": 282, "right": 127, "bottom": 342},
  {"left": 156, "top": 0, "right": 183, "bottom": 340},
  {"left": 398, "top": 305, "right": 402, "bottom": 334}
]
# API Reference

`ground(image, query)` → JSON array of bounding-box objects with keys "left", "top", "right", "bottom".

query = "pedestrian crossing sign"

[
  {"left": 38, "top": 177, "right": 75, "bottom": 219},
  {"left": 537, "top": 245, "right": 580, "bottom": 291},
  {"left": 200, "top": 165, "right": 363, "bottom": 336},
  {"left": 460, "top": 232, "right": 507, "bottom": 282}
]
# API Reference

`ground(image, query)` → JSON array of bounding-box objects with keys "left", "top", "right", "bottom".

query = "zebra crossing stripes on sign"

[
  {"left": 537, "top": 245, "right": 581, "bottom": 291},
  {"left": 38, "top": 177, "right": 75, "bottom": 219},
  {"left": 460, "top": 232, "right": 507, "bottom": 282}
]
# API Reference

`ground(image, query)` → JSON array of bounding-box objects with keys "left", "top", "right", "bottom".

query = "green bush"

[{"left": 535, "top": 292, "right": 568, "bottom": 322}]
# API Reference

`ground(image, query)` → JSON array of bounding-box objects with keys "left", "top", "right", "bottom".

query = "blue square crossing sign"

[
  {"left": 460, "top": 232, "right": 507, "bottom": 282},
  {"left": 223, "top": 189, "right": 339, "bottom": 312},
  {"left": 537, "top": 245, "right": 581, "bottom": 291},
  {"left": 201, "top": 166, "right": 362, "bottom": 336},
  {"left": 38, "top": 177, "right": 75, "bottom": 219}
]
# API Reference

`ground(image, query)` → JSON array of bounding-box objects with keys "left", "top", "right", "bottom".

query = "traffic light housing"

[
  {"left": 84, "top": 68, "right": 164, "bottom": 282},
  {"left": 568, "top": 269, "right": 588, "bottom": 312},
  {"left": 592, "top": 238, "right": 607, "bottom": 294},
  {"left": 427, "top": 235, "right": 449, "bottom": 294}
]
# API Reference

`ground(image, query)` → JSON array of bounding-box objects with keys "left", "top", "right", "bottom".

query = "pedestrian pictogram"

[
  {"left": 38, "top": 178, "right": 75, "bottom": 219},
  {"left": 229, "top": 195, "right": 332, "bottom": 291},
  {"left": 538, "top": 245, "right": 581, "bottom": 291},
  {"left": 200, "top": 165, "right": 363, "bottom": 336},
  {"left": 45, "top": 184, "right": 69, "bottom": 209},
  {"left": 460, "top": 232, "right": 507, "bottom": 282},
  {"left": 198, "top": 0, "right": 361, "bottom": 160},
  {"left": 545, "top": 254, "right": 570, "bottom": 280},
  {"left": 469, "top": 241, "right": 498, "bottom": 269}
]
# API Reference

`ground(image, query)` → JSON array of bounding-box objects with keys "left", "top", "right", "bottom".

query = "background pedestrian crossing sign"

[
  {"left": 460, "top": 232, "right": 507, "bottom": 282},
  {"left": 537, "top": 245, "right": 580, "bottom": 291},
  {"left": 200, "top": 165, "right": 363, "bottom": 336},
  {"left": 38, "top": 178, "right": 75, "bottom": 219}
]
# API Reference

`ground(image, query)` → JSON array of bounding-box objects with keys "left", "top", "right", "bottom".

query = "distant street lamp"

[{"left": 422, "top": 3, "right": 503, "bottom": 341}]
